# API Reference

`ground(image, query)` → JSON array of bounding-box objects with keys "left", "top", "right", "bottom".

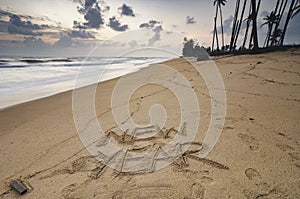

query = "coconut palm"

[
  {"left": 212, "top": 0, "right": 227, "bottom": 51},
  {"left": 280, "top": 0, "right": 297, "bottom": 45},
  {"left": 291, "top": 1, "right": 300, "bottom": 18},
  {"left": 229, "top": 0, "right": 241, "bottom": 51},
  {"left": 242, "top": 4, "right": 252, "bottom": 49},
  {"left": 262, "top": 11, "right": 280, "bottom": 47},
  {"left": 270, "top": 28, "right": 283, "bottom": 46},
  {"left": 233, "top": 0, "right": 248, "bottom": 50},
  {"left": 249, "top": 0, "right": 261, "bottom": 50},
  {"left": 271, "top": 0, "right": 289, "bottom": 46}
]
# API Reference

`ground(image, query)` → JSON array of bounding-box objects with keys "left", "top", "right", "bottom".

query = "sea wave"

[{"left": 0, "top": 56, "right": 174, "bottom": 109}]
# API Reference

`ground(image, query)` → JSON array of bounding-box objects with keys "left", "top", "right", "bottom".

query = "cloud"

[
  {"left": 186, "top": 16, "right": 197, "bottom": 24},
  {"left": 83, "top": 8, "right": 104, "bottom": 29},
  {"left": 148, "top": 25, "right": 163, "bottom": 46},
  {"left": 23, "top": 36, "right": 49, "bottom": 48},
  {"left": 217, "top": 15, "right": 233, "bottom": 35},
  {"left": 54, "top": 35, "right": 72, "bottom": 47},
  {"left": 139, "top": 20, "right": 163, "bottom": 46},
  {"left": 0, "top": 9, "right": 12, "bottom": 17},
  {"left": 107, "top": 16, "right": 128, "bottom": 31},
  {"left": 10, "top": 15, "right": 41, "bottom": 29},
  {"left": 0, "top": 14, "right": 44, "bottom": 36},
  {"left": 118, "top": 4, "right": 135, "bottom": 17},
  {"left": 139, "top": 20, "right": 160, "bottom": 29},
  {"left": 7, "top": 24, "right": 42, "bottom": 36},
  {"left": 75, "top": 0, "right": 108, "bottom": 29},
  {"left": 68, "top": 29, "right": 95, "bottom": 38}
]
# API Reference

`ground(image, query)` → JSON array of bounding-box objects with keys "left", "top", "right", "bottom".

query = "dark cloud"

[
  {"left": 75, "top": 0, "right": 109, "bottom": 29},
  {"left": 139, "top": 20, "right": 163, "bottom": 46},
  {"left": 118, "top": 4, "right": 135, "bottom": 17},
  {"left": 0, "top": 9, "right": 12, "bottom": 17},
  {"left": 186, "top": 16, "right": 197, "bottom": 24},
  {"left": 68, "top": 29, "right": 95, "bottom": 38},
  {"left": 148, "top": 25, "right": 163, "bottom": 46},
  {"left": 10, "top": 15, "right": 42, "bottom": 30},
  {"left": 139, "top": 20, "right": 160, "bottom": 29},
  {"left": 83, "top": 8, "right": 104, "bottom": 29},
  {"left": 0, "top": 14, "right": 44, "bottom": 36},
  {"left": 107, "top": 16, "right": 128, "bottom": 31},
  {"left": 7, "top": 24, "right": 42, "bottom": 36}
]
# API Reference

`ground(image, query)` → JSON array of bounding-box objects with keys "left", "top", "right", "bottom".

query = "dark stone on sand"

[{"left": 10, "top": 180, "right": 27, "bottom": 195}]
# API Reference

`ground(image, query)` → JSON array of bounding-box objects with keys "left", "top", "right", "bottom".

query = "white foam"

[{"left": 0, "top": 57, "right": 172, "bottom": 109}]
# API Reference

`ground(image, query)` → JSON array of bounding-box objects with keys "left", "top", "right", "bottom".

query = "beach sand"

[{"left": 0, "top": 49, "right": 299, "bottom": 198}]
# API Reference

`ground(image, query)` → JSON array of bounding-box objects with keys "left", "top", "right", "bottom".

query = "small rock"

[{"left": 10, "top": 180, "right": 27, "bottom": 195}]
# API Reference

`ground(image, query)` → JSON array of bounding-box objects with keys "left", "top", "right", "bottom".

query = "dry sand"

[{"left": 0, "top": 49, "right": 299, "bottom": 198}]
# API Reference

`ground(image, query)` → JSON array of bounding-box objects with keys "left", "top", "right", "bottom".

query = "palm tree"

[
  {"left": 212, "top": 0, "right": 227, "bottom": 51},
  {"left": 270, "top": 28, "right": 283, "bottom": 46},
  {"left": 262, "top": 11, "right": 280, "bottom": 47},
  {"left": 272, "top": 0, "right": 289, "bottom": 46},
  {"left": 242, "top": 4, "right": 252, "bottom": 49},
  {"left": 230, "top": 0, "right": 241, "bottom": 51},
  {"left": 249, "top": 0, "right": 261, "bottom": 50},
  {"left": 233, "top": 0, "right": 248, "bottom": 50},
  {"left": 291, "top": 1, "right": 300, "bottom": 18},
  {"left": 212, "top": 3, "right": 220, "bottom": 51},
  {"left": 280, "top": 0, "right": 297, "bottom": 45}
]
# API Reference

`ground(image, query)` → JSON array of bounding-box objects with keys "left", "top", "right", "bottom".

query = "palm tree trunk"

[
  {"left": 266, "top": 0, "right": 281, "bottom": 47},
  {"left": 271, "top": 0, "right": 287, "bottom": 46},
  {"left": 212, "top": 4, "right": 219, "bottom": 51},
  {"left": 280, "top": 0, "right": 296, "bottom": 46},
  {"left": 219, "top": 3, "right": 225, "bottom": 49},
  {"left": 233, "top": 0, "right": 247, "bottom": 49},
  {"left": 230, "top": 0, "right": 241, "bottom": 51},
  {"left": 251, "top": 0, "right": 259, "bottom": 50},
  {"left": 264, "top": 25, "right": 271, "bottom": 47},
  {"left": 242, "top": 3, "right": 252, "bottom": 48}
]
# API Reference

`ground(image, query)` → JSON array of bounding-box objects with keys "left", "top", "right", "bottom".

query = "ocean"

[{"left": 0, "top": 56, "right": 173, "bottom": 109}]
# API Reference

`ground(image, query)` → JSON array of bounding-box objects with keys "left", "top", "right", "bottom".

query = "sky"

[{"left": 0, "top": 0, "right": 299, "bottom": 57}]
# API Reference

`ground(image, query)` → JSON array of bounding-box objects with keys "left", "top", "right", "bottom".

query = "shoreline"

[{"left": 0, "top": 57, "right": 175, "bottom": 111}]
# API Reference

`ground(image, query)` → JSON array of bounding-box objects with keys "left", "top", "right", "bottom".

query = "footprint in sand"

[
  {"left": 190, "top": 183, "right": 206, "bottom": 199},
  {"left": 276, "top": 144, "right": 295, "bottom": 152},
  {"left": 238, "top": 133, "right": 260, "bottom": 151},
  {"left": 276, "top": 143, "right": 299, "bottom": 164},
  {"left": 61, "top": 183, "right": 77, "bottom": 199},
  {"left": 245, "top": 168, "right": 261, "bottom": 180},
  {"left": 39, "top": 156, "right": 105, "bottom": 180}
]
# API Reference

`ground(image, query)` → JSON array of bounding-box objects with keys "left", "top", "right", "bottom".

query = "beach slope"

[{"left": 0, "top": 49, "right": 300, "bottom": 198}]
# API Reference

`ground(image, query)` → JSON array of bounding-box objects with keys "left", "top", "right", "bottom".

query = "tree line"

[
  {"left": 212, "top": 0, "right": 299, "bottom": 53},
  {"left": 183, "top": 0, "right": 299, "bottom": 57}
]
